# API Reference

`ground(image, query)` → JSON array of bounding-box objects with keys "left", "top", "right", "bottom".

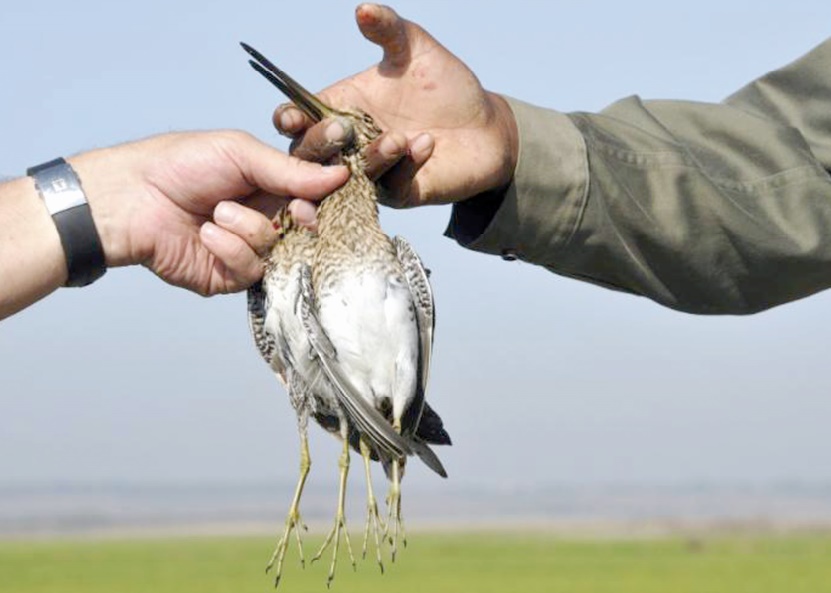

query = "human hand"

[
  {"left": 274, "top": 3, "right": 518, "bottom": 208},
  {"left": 70, "top": 131, "right": 348, "bottom": 295}
]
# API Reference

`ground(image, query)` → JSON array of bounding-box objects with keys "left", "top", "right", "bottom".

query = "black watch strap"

[{"left": 27, "top": 158, "right": 107, "bottom": 287}]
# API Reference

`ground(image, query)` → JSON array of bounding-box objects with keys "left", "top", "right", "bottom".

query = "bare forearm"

[{"left": 0, "top": 176, "right": 68, "bottom": 318}]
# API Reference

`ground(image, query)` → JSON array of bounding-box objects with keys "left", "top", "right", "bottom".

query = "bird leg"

[
  {"left": 266, "top": 430, "right": 311, "bottom": 587},
  {"left": 312, "top": 437, "right": 356, "bottom": 586},
  {"left": 384, "top": 420, "right": 407, "bottom": 562},
  {"left": 359, "top": 438, "right": 385, "bottom": 573}
]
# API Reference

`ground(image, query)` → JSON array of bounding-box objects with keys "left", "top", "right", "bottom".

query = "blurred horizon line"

[{"left": 4, "top": 479, "right": 831, "bottom": 539}]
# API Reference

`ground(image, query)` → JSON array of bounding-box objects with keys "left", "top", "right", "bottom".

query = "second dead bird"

[{"left": 242, "top": 43, "right": 452, "bottom": 587}]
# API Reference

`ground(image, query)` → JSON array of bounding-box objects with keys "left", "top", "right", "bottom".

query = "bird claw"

[
  {"left": 382, "top": 456, "right": 407, "bottom": 563},
  {"left": 362, "top": 495, "right": 386, "bottom": 573},
  {"left": 265, "top": 508, "right": 307, "bottom": 587},
  {"left": 312, "top": 511, "right": 355, "bottom": 585},
  {"left": 384, "top": 487, "right": 407, "bottom": 562}
]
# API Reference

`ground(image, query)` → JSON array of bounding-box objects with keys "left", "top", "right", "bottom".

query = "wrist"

[
  {"left": 487, "top": 91, "right": 519, "bottom": 192},
  {"left": 27, "top": 158, "right": 108, "bottom": 286},
  {"left": 67, "top": 147, "right": 148, "bottom": 269}
]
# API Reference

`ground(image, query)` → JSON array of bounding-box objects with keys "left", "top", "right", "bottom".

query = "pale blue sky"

[{"left": 2, "top": 0, "right": 830, "bottom": 494}]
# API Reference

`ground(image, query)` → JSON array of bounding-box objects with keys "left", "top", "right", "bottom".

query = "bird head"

[{"left": 241, "top": 42, "right": 381, "bottom": 157}]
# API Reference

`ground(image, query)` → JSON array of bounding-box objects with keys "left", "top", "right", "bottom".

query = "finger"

[
  {"left": 225, "top": 133, "right": 349, "bottom": 201},
  {"left": 289, "top": 117, "right": 355, "bottom": 164},
  {"left": 378, "top": 133, "right": 434, "bottom": 208},
  {"left": 288, "top": 199, "right": 319, "bottom": 232},
  {"left": 273, "top": 103, "right": 315, "bottom": 137},
  {"left": 241, "top": 190, "right": 289, "bottom": 222},
  {"left": 213, "top": 200, "right": 279, "bottom": 258},
  {"left": 200, "top": 222, "right": 264, "bottom": 290},
  {"left": 362, "top": 130, "right": 409, "bottom": 180},
  {"left": 355, "top": 4, "right": 410, "bottom": 69}
]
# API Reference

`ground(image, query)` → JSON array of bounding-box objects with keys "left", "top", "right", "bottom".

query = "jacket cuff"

[{"left": 446, "top": 96, "right": 588, "bottom": 264}]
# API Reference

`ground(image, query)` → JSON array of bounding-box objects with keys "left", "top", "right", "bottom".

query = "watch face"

[{"left": 29, "top": 158, "right": 107, "bottom": 287}]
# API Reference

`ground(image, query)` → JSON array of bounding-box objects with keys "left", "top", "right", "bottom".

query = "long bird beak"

[{"left": 240, "top": 42, "right": 335, "bottom": 123}]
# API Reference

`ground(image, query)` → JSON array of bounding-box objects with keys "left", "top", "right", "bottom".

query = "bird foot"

[
  {"left": 362, "top": 493, "right": 386, "bottom": 573},
  {"left": 312, "top": 511, "right": 356, "bottom": 587},
  {"left": 384, "top": 485, "right": 407, "bottom": 562},
  {"left": 265, "top": 507, "right": 307, "bottom": 587}
]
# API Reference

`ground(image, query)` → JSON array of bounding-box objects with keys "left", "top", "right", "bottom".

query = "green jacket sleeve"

[{"left": 447, "top": 38, "right": 831, "bottom": 314}]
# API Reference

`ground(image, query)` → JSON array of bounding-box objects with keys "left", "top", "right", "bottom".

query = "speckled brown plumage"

[
  {"left": 242, "top": 42, "right": 451, "bottom": 586},
  {"left": 313, "top": 121, "right": 400, "bottom": 294}
]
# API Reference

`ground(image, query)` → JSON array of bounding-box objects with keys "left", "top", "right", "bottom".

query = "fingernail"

[
  {"left": 410, "top": 133, "right": 434, "bottom": 157},
  {"left": 278, "top": 108, "right": 299, "bottom": 132},
  {"left": 322, "top": 164, "right": 349, "bottom": 178},
  {"left": 289, "top": 199, "right": 319, "bottom": 228},
  {"left": 214, "top": 201, "right": 238, "bottom": 225},
  {"left": 200, "top": 222, "right": 219, "bottom": 241},
  {"left": 325, "top": 118, "right": 354, "bottom": 146}
]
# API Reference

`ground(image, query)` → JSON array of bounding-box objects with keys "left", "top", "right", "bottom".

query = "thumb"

[
  {"left": 355, "top": 3, "right": 411, "bottom": 70},
  {"left": 226, "top": 133, "right": 349, "bottom": 200}
]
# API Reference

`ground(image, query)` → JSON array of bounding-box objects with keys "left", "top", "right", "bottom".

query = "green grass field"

[{"left": 2, "top": 531, "right": 831, "bottom": 593}]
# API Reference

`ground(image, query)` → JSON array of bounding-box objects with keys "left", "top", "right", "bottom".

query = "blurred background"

[{"left": 2, "top": 0, "right": 831, "bottom": 539}]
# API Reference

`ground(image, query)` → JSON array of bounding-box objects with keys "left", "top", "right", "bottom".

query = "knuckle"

[
  {"left": 224, "top": 235, "right": 251, "bottom": 265},
  {"left": 230, "top": 211, "right": 276, "bottom": 257},
  {"left": 213, "top": 129, "right": 255, "bottom": 152},
  {"left": 290, "top": 131, "right": 323, "bottom": 160},
  {"left": 229, "top": 129, "right": 255, "bottom": 142}
]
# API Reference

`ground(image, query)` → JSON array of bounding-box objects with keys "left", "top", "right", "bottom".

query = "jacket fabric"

[{"left": 447, "top": 39, "right": 831, "bottom": 314}]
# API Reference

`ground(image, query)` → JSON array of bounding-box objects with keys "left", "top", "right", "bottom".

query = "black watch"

[{"left": 27, "top": 157, "right": 107, "bottom": 287}]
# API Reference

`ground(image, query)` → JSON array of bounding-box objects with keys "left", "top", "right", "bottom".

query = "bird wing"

[
  {"left": 298, "top": 265, "right": 412, "bottom": 459},
  {"left": 393, "top": 236, "right": 435, "bottom": 433},
  {"left": 393, "top": 236, "right": 434, "bottom": 382},
  {"left": 247, "top": 280, "right": 279, "bottom": 369},
  {"left": 392, "top": 236, "right": 450, "bottom": 478}
]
